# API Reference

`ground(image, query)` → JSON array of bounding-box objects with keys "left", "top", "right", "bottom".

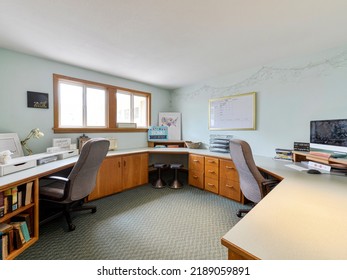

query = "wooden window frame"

[{"left": 53, "top": 74, "right": 151, "bottom": 133}]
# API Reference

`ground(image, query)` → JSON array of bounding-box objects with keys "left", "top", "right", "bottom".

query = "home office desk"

[
  {"left": 221, "top": 156, "right": 347, "bottom": 260},
  {"left": 3, "top": 147, "right": 347, "bottom": 260}
]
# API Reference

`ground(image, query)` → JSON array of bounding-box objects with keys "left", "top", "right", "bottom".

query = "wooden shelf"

[
  {"left": 148, "top": 140, "right": 186, "bottom": 148},
  {"left": 0, "top": 179, "right": 39, "bottom": 260}
]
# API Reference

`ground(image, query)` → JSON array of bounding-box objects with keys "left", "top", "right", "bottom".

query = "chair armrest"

[
  {"left": 261, "top": 179, "right": 280, "bottom": 196},
  {"left": 41, "top": 175, "right": 69, "bottom": 183}
]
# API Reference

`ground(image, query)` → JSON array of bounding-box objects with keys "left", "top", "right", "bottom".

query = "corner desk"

[
  {"left": 1, "top": 147, "right": 237, "bottom": 259},
  {"left": 221, "top": 152, "right": 347, "bottom": 260},
  {"left": 2, "top": 148, "right": 347, "bottom": 260}
]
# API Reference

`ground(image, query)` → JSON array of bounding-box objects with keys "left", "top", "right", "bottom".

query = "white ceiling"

[{"left": 1, "top": 0, "right": 347, "bottom": 90}]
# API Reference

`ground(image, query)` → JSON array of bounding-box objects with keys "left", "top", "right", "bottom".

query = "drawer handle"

[
  {"left": 208, "top": 170, "right": 216, "bottom": 174},
  {"left": 193, "top": 175, "right": 198, "bottom": 179},
  {"left": 193, "top": 160, "right": 199, "bottom": 162},
  {"left": 226, "top": 184, "right": 235, "bottom": 189},
  {"left": 208, "top": 160, "right": 215, "bottom": 163},
  {"left": 207, "top": 183, "right": 215, "bottom": 187},
  {"left": 226, "top": 166, "right": 234, "bottom": 170}
]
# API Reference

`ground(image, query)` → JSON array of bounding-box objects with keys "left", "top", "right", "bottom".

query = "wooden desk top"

[{"left": 221, "top": 156, "right": 347, "bottom": 260}]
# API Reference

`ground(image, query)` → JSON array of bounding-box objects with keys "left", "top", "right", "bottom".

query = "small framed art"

[{"left": 27, "top": 91, "right": 49, "bottom": 109}]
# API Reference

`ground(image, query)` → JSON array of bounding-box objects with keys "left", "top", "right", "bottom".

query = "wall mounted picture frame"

[
  {"left": 158, "top": 112, "right": 181, "bottom": 140},
  {"left": 27, "top": 91, "right": 49, "bottom": 109},
  {"left": 209, "top": 92, "right": 256, "bottom": 130}
]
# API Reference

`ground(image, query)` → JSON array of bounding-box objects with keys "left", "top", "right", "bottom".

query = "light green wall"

[
  {"left": 171, "top": 46, "right": 347, "bottom": 157},
  {"left": 2, "top": 46, "right": 347, "bottom": 158},
  {"left": 0, "top": 48, "right": 171, "bottom": 154}
]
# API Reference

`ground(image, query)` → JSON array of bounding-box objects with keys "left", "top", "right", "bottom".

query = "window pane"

[
  {"left": 59, "top": 82, "right": 83, "bottom": 126},
  {"left": 117, "top": 91, "right": 131, "bottom": 123},
  {"left": 86, "top": 87, "right": 106, "bottom": 127},
  {"left": 134, "top": 95, "right": 147, "bottom": 127}
]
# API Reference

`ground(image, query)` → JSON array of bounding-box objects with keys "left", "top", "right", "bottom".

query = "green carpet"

[{"left": 16, "top": 184, "right": 247, "bottom": 260}]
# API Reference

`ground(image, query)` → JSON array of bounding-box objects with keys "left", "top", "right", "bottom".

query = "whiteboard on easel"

[{"left": 209, "top": 92, "right": 256, "bottom": 130}]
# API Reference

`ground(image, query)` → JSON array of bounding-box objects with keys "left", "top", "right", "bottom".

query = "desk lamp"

[{"left": 21, "top": 128, "right": 44, "bottom": 155}]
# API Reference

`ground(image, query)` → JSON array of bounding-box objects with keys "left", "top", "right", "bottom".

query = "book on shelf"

[
  {"left": 0, "top": 223, "right": 13, "bottom": 234},
  {"left": 25, "top": 182, "right": 33, "bottom": 205},
  {"left": 0, "top": 192, "right": 4, "bottom": 217},
  {"left": 18, "top": 181, "right": 33, "bottom": 206},
  {"left": 11, "top": 186, "right": 18, "bottom": 211},
  {"left": 1, "top": 232, "right": 9, "bottom": 260},
  {"left": 274, "top": 148, "right": 293, "bottom": 161},
  {"left": 18, "top": 221, "right": 30, "bottom": 242},
  {"left": 0, "top": 223, "right": 13, "bottom": 260},
  {"left": 10, "top": 222, "right": 26, "bottom": 248},
  {"left": 8, "top": 228, "right": 14, "bottom": 254},
  {"left": 4, "top": 189, "right": 12, "bottom": 215},
  {"left": 17, "top": 190, "right": 22, "bottom": 209},
  {"left": 11, "top": 213, "right": 32, "bottom": 235}
]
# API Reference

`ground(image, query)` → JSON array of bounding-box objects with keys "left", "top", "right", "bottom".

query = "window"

[
  {"left": 53, "top": 74, "right": 151, "bottom": 133},
  {"left": 117, "top": 90, "right": 148, "bottom": 128}
]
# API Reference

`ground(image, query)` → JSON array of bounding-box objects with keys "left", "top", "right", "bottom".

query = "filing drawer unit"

[
  {"left": 188, "top": 154, "right": 204, "bottom": 189},
  {"left": 219, "top": 159, "right": 243, "bottom": 203},
  {"left": 204, "top": 156, "right": 219, "bottom": 194}
]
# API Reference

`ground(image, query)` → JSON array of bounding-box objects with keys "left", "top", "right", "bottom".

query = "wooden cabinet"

[
  {"left": 204, "top": 156, "right": 219, "bottom": 194},
  {"left": 0, "top": 179, "right": 39, "bottom": 260},
  {"left": 219, "top": 159, "right": 243, "bottom": 203},
  {"left": 88, "top": 156, "right": 122, "bottom": 200},
  {"left": 122, "top": 153, "right": 148, "bottom": 190},
  {"left": 188, "top": 154, "right": 204, "bottom": 189},
  {"left": 89, "top": 153, "right": 149, "bottom": 200}
]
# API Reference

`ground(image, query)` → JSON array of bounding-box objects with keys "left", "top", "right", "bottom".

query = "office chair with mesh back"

[
  {"left": 229, "top": 139, "right": 279, "bottom": 217},
  {"left": 39, "top": 138, "right": 110, "bottom": 231}
]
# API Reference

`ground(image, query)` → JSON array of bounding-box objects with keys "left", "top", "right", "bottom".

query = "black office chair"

[
  {"left": 39, "top": 138, "right": 110, "bottom": 231},
  {"left": 229, "top": 139, "right": 279, "bottom": 217}
]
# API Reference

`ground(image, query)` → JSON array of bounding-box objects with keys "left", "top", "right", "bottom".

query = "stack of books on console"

[
  {"left": 209, "top": 135, "right": 233, "bottom": 153},
  {"left": 274, "top": 148, "right": 293, "bottom": 161}
]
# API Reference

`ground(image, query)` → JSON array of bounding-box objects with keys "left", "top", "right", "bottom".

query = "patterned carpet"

[{"left": 16, "top": 184, "right": 247, "bottom": 260}]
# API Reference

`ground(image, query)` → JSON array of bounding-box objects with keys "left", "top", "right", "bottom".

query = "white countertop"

[
  {"left": 222, "top": 156, "right": 347, "bottom": 259},
  {"left": 0, "top": 147, "right": 229, "bottom": 188}
]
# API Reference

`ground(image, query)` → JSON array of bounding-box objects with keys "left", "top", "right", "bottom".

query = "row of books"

[
  {"left": 274, "top": 148, "right": 293, "bottom": 161},
  {"left": 0, "top": 182, "right": 33, "bottom": 217},
  {"left": 0, "top": 213, "right": 32, "bottom": 259}
]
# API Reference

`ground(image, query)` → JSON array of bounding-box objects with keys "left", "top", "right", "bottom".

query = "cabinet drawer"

[
  {"left": 205, "top": 156, "right": 219, "bottom": 167},
  {"left": 189, "top": 154, "right": 204, "bottom": 172},
  {"left": 204, "top": 177, "right": 219, "bottom": 194},
  {"left": 188, "top": 170, "right": 204, "bottom": 189},
  {"left": 219, "top": 177, "right": 241, "bottom": 202},
  {"left": 204, "top": 165, "right": 219, "bottom": 180},
  {"left": 220, "top": 159, "right": 239, "bottom": 182}
]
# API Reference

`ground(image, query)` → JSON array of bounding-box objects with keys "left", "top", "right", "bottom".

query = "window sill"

[{"left": 53, "top": 127, "right": 149, "bottom": 133}]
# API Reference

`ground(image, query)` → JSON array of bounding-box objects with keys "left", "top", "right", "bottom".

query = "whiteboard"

[{"left": 209, "top": 92, "right": 256, "bottom": 130}]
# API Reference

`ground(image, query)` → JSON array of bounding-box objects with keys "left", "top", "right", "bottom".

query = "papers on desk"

[{"left": 285, "top": 164, "right": 309, "bottom": 172}]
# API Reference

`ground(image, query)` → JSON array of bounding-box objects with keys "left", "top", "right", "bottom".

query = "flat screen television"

[{"left": 310, "top": 119, "right": 347, "bottom": 153}]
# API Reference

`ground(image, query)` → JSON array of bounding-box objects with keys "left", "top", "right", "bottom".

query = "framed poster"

[
  {"left": 209, "top": 92, "right": 256, "bottom": 130},
  {"left": 158, "top": 112, "right": 181, "bottom": 140}
]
